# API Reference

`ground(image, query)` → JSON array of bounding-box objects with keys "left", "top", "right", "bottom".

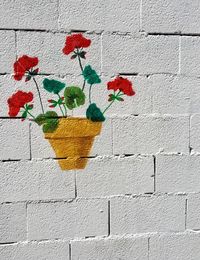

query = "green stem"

[
  {"left": 26, "top": 110, "right": 36, "bottom": 119},
  {"left": 57, "top": 94, "right": 67, "bottom": 117},
  {"left": 89, "top": 84, "right": 93, "bottom": 104},
  {"left": 33, "top": 77, "right": 44, "bottom": 114},
  {"left": 102, "top": 100, "right": 115, "bottom": 114},
  {"left": 75, "top": 48, "right": 86, "bottom": 92},
  {"left": 76, "top": 49, "right": 83, "bottom": 72},
  {"left": 82, "top": 80, "right": 86, "bottom": 91},
  {"left": 22, "top": 107, "right": 36, "bottom": 119},
  {"left": 103, "top": 91, "right": 121, "bottom": 114}
]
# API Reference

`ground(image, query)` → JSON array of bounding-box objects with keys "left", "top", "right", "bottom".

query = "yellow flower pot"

[{"left": 44, "top": 117, "right": 102, "bottom": 170}]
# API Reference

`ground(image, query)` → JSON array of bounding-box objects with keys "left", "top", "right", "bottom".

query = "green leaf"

[
  {"left": 34, "top": 111, "right": 59, "bottom": 133},
  {"left": 42, "top": 119, "right": 58, "bottom": 133},
  {"left": 86, "top": 103, "right": 105, "bottom": 122},
  {"left": 82, "top": 65, "right": 101, "bottom": 84},
  {"left": 64, "top": 86, "right": 85, "bottom": 110},
  {"left": 71, "top": 54, "right": 77, "bottom": 59},
  {"left": 21, "top": 110, "right": 27, "bottom": 119},
  {"left": 79, "top": 51, "right": 86, "bottom": 59},
  {"left": 34, "top": 114, "right": 46, "bottom": 126},
  {"left": 115, "top": 96, "right": 124, "bottom": 101},
  {"left": 45, "top": 111, "right": 58, "bottom": 118},
  {"left": 43, "top": 78, "right": 66, "bottom": 94},
  {"left": 25, "top": 75, "right": 31, "bottom": 82},
  {"left": 58, "top": 98, "right": 64, "bottom": 105}
]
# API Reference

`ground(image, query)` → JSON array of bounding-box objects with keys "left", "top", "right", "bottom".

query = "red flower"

[
  {"left": 7, "top": 91, "right": 33, "bottom": 117},
  {"left": 14, "top": 55, "right": 39, "bottom": 81},
  {"left": 62, "top": 33, "right": 91, "bottom": 55},
  {"left": 107, "top": 77, "right": 135, "bottom": 96}
]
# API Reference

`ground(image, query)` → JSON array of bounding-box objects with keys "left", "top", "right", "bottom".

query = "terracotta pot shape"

[{"left": 45, "top": 117, "right": 102, "bottom": 170}]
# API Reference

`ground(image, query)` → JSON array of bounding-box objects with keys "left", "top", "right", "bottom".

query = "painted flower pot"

[{"left": 44, "top": 117, "right": 102, "bottom": 170}]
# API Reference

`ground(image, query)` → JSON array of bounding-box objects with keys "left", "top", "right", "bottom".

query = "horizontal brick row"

[
  {"left": 1, "top": 0, "right": 199, "bottom": 35},
  {"left": 2, "top": 152, "right": 200, "bottom": 198},
  {"left": 1, "top": 232, "right": 199, "bottom": 260},
  {"left": 1, "top": 30, "right": 200, "bottom": 76},
  {"left": 3, "top": 74, "right": 200, "bottom": 117},
  {"left": 71, "top": 232, "right": 200, "bottom": 260},
  {"left": 1, "top": 195, "right": 200, "bottom": 244}
]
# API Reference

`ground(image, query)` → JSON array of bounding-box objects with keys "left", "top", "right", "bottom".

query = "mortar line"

[
  {"left": 69, "top": 243, "right": 72, "bottom": 260},
  {"left": 148, "top": 32, "right": 200, "bottom": 37},
  {"left": 1, "top": 71, "right": 200, "bottom": 80},
  {"left": 189, "top": 115, "right": 192, "bottom": 154},
  {"left": 178, "top": 36, "right": 182, "bottom": 74},
  {"left": 74, "top": 171, "right": 77, "bottom": 198},
  {"left": 153, "top": 155, "right": 156, "bottom": 192},
  {"left": 2, "top": 27, "right": 200, "bottom": 37},
  {"left": 185, "top": 198, "right": 188, "bottom": 230},
  {"left": 108, "top": 200, "right": 111, "bottom": 236},
  {"left": 26, "top": 202, "right": 29, "bottom": 242}
]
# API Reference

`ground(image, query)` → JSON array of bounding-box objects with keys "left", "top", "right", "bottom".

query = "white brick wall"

[{"left": 1, "top": 0, "right": 200, "bottom": 259}]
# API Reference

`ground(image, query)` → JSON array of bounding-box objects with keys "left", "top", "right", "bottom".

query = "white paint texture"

[{"left": 0, "top": 1, "right": 200, "bottom": 259}]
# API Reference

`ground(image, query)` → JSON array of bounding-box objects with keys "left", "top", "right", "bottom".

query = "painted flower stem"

[
  {"left": 57, "top": 99, "right": 64, "bottom": 116},
  {"left": 23, "top": 107, "right": 35, "bottom": 119},
  {"left": 33, "top": 77, "right": 45, "bottom": 114},
  {"left": 75, "top": 48, "right": 86, "bottom": 91},
  {"left": 76, "top": 49, "right": 83, "bottom": 72},
  {"left": 103, "top": 91, "right": 121, "bottom": 114},
  {"left": 26, "top": 110, "right": 35, "bottom": 119},
  {"left": 82, "top": 80, "right": 86, "bottom": 91},
  {"left": 89, "top": 84, "right": 93, "bottom": 104},
  {"left": 57, "top": 93, "right": 67, "bottom": 117}
]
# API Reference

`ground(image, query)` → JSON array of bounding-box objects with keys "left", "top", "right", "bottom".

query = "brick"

[
  {"left": 0, "top": 119, "right": 30, "bottom": 160},
  {"left": 0, "top": 160, "right": 75, "bottom": 202},
  {"left": 0, "top": 0, "right": 58, "bottom": 30},
  {"left": 16, "top": 31, "right": 101, "bottom": 75},
  {"left": 149, "top": 233, "right": 200, "bottom": 260},
  {"left": 191, "top": 114, "right": 200, "bottom": 152},
  {"left": 71, "top": 236, "right": 148, "bottom": 260},
  {"left": 111, "top": 195, "right": 185, "bottom": 235},
  {"left": 0, "top": 241, "right": 69, "bottom": 260},
  {"left": 102, "top": 34, "right": 179, "bottom": 74},
  {"left": 113, "top": 115, "right": 189, "bottom": 155},
  {"left": 181, "top": 37, "right": 200, "bottom": 77},
  {"left": 76, "top": 156, "right": 154, "bottom": 197},
  {"left": 156, "top": 155, "right": 200, "bottom": 193},
  {"left": 0, "top": 203, "right": 26, "bottom": 243},
  {"left": 142, "top": 0, "right": 200, "bottom": 34},
  {"left": 187, "top": 194, "right": 200, "bottom": 230},
  {"left": 151, "top": 75, "right": 200, "bottom": 114},
  {"left": 59, "top": 0, "right": 140, "bottom": 33},
  {"left": 0, "top": 30, "right": 15, "bottom": 73},
  {"left": 27, "top": 199, "right": 108, "bottom": 240}
]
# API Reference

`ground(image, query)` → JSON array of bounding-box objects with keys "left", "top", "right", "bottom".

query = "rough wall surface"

[{"left": 0, "top": 0, "right": 200, "bottom": 259}]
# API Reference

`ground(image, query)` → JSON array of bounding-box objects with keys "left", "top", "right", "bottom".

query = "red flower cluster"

[
  {"left": 62, "top": 34, "right": 91, "bottom": 55},
  {"left": 14, "top": 55, "right": 39, "bottom": 81},
  {"left": 107, "top": 77, "right": 135, "bottom": 96},
  {"left": 7, "top": 90, "right": 33, "bottom": 117}
]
